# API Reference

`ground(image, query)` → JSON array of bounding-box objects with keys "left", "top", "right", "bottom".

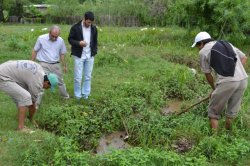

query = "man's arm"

[
  {"left": 240, "top": 56, "right": 247, "bottom": 66},
  {"left": 92, "top": 26, "right": 98, "bottom": 55},
  {"left": 32, "top": 36, "right": 41, "bottom": 60},
  {"left": 28, "top": 102, "right": 39, "bottom": 127},
  {"left": 233, "top": 46, "right": 247, "bottom": 66},
  {"left": 68, "top": 26, "right": 82, "bottom": 46},
  {"left": 31, "top": 50, "right": 37, "bottom": 61},
  {"left": 205, "top": 73, "right": 215, "bottom": 90},
  {"left": 28, "top": 102, "right": 36, "bottom": 120}
]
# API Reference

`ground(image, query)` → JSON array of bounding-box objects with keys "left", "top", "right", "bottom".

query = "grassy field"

[{"left": 0, "top": 24, "right": 250, "bottom": 165}]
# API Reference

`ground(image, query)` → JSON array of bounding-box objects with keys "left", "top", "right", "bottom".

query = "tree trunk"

[
  {"left": 15, "top": 0, "right": 23, "bottom": 20},
  {"left": 0, "top": 0, "right": 4, "bottom": 22}
]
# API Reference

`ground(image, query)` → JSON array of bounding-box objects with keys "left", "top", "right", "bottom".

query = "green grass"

[{"left": 0, "top": 24, "right": 250, "bottom": 165}]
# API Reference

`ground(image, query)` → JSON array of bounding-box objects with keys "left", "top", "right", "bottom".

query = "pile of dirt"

[{"left": 172, "top": 137, "right": 194, "bottom": 153}]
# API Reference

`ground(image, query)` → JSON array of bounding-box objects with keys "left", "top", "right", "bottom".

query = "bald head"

[{"left": 49, "top": 25, "right": 60, "bottom": 41}]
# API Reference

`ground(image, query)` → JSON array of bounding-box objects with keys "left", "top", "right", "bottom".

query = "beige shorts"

[
  {"left": 208, "top": 79, "right": 248, "bottom": 119},
  {"left": 0, "top": 81, "right": 32, "bottom": 107}
]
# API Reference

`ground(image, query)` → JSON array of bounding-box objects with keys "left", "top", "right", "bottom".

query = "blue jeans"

[{"left": 73, "top": 56, "right": 94, "bottom": 99}]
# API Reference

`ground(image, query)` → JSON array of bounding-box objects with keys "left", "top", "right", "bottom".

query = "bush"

[
  {"left": 168, "top": 0, "right": 250, "bottom": 40},
  {"left": 97, "top": 147, "right": 208, "bottom": 166},
  {"left": 192, "top": 136, "right": 250, "bottom": 164}
]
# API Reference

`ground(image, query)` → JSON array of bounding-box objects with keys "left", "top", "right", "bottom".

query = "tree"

[
  {"left": 9, "top": 0, "right": 24, "bottom": 20},
  {"left": 168, "top": 0, "right": 250, "bottom": 38},
  {"left": 0, "top": 0, "right": 4, "bottom": 22},
  {"left": 0, "top": 0, "right": 29, "bottom": 22},
  {"left": 47, "top": 0, "right": 82, "bottom": 17},
  {"left": 29, "top": 0, "right": 46, "bottom": 3},
  {"left": 78, "top": 0, "right": 86, "bottom": 4}
]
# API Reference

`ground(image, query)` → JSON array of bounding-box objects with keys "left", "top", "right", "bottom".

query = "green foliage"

[
  {"left": 38, "top": 104, "right": 102, "bottom": 149},
  {"left": 4, "top": 26, "right": 47, "bottom": 54},
  {"left": 97, "top": 147, "right": 208, "bottom": 166},
  {"left": 7, "top": 35, "right": 29, "bottom": 52},
  {"left": 99, "top": 27, "right": 169, "bottom": 46},
  {"left": 29, "top": 0, "right": 46, "bottom": 3},
  {"left": 47, "top": 0, "right": 82, "bottom": 17},
  {"left": 128, "top": 112, "right": 175, "bottom": 147},
  {"left": 8, "top": 0, "right": 24, "bottom": 17},
  {"left": 37, "top": 57, "right": 210, "bottom": 151},
  {"left": 2, "top": 0, "right": 250, "bottom": 44},
  {"left": 53, "top": 137, "right": 93, "bottom": 166},
  {"left": 193, "top": 136, "right": 250, "bottom": 164},
  {"left": 82, "top": 0, "right": 147, "bottom": 17},
  {"left": 22, "top": 134, "right": 58, "bottom": 165},
  {"left": 141, "top": 0, "right": 171, "bottom": 26},
  {"left": 168, "top": 0, "right": 250, "bottom": 42},
  {"left": 23, "top": 5, "right": 43, "bottom": 18},
  {"left": 96, "top": 50, "right": 126, "bottom": 66},
  {"left": 0, "top": 25, "right": 250, "bottom": 165}
]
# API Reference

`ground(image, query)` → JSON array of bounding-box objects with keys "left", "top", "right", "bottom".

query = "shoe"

[
  {"left": 75, "top": 97, "right": 81, "bottom": 104},
  {"left": 63, "top": 95, "right": 71, "bottom": 99},
  {"left": 35, "top": 103, "right": 39, "bottom": 111},
  {"left": 83, "top": 95, "right": 89, "bottom": 100}
]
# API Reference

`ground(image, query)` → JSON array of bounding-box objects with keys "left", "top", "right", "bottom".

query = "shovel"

[
  {"left": 177, "top": 96, "right": 210, "bottom": 115},
  {"left": 118, "top": 112, "right": 129, "bottom": 141}
]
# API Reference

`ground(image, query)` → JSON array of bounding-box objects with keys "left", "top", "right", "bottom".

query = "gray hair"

[{"left": 50, "top": 25, "right": 60, "bottom": 32}]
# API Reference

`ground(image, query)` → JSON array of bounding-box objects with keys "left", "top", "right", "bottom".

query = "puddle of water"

[
  {"left": 162, "top": 100, "right": 182, "bottom": 115},
  {"left": 96, "top": 131, "right": 130, "bottom": 154}
]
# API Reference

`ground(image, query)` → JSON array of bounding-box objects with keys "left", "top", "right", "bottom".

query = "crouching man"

[{"left": 0, "top": 60, "right": 58, "bottom": 131}]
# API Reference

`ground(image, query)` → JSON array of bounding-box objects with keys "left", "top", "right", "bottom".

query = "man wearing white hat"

[{"left": 192, "top": 32, "right": 248, "bottom": 132}]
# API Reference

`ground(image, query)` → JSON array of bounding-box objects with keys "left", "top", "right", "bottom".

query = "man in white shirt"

[
  {"left": 32, "top": 25, "right": 70, "bottom": 104},
  {"left": 68, "top": 11, "right": 98, "bottom": 100}
]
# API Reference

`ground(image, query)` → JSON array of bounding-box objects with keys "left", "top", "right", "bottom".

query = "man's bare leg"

[
  {"left": 210, "top": 118, "right": 218, "bottom": 135},
  {"left": 17, "top": 106, "right": 26, "bottom": 130},
  {"left": 225, "top": 117, "right": 233, "bottom": 130},
  {"left": 28, "top": 103, "right": 36, "bottom": 120},
  {"left": 28, "top": 103, "right": 38, "bottom": 127}
]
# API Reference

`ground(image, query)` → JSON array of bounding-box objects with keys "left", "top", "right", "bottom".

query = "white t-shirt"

[{"left": 81, "top": 22, "right": 91, "bottom": 59}]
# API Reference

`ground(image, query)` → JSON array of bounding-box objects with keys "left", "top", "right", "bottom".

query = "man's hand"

[
  {"left": 63, "top": 65, "right": 68, "bottom": 73},
  {"left": 79, "top": 40, "right": 87, "bottom": 47},
  {"left": 31, "top": 50, "right": 37, "bottom": 61},
  {"left": 28, "top": 102, "right": 36, "bottom": 121}
]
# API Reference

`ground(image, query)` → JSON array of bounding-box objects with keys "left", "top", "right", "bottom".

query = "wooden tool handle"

[{"left": 177, "top": 96, "right": 210, "bottom": 115}]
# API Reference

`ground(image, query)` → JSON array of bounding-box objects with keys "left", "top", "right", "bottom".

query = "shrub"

[{"left": 168, "top": 0, "right": 250, "bottom": 41}]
